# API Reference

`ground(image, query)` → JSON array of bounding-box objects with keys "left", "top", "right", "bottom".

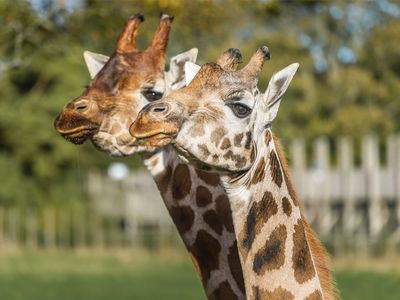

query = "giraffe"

[
  {"left": 54, "top": 14, "right": 245, "bottom": 299},
  {"left": 130, "top": 47, "right": 338, "bottom": 300}
]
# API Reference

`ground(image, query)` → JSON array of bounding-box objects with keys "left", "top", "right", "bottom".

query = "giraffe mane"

[{"left": 272, "top": 134, "right": 339, "bottom": 300}]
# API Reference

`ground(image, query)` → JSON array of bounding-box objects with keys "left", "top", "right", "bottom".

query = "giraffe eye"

[
  {"left": 228, "top": 103, "right": 251, "bottom": 118},
  {"left": 142, "top": 90, "right": 163, "bottom": 102}
]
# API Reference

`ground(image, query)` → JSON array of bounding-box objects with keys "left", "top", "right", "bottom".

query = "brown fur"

[
  {"left": 189, "top": 123, "right": 205, "bottom": 137},
  {"left": 282, "top": 197, "right": 292, "bottom": 216},
  {"left": 305, "top": 290, "right": 323, "bottom": 300},
  {"left": 252, "top": 224, "right": 286, "bottom": 275},
  {"left": 269, "top": 150, "right": 283, "bottom": 188},
  {"left": 116, "top": 15, "right": 143, "bottom": 53},
  {"left": 228, "top": 241, "right": 246, "bottom": 294},
  {"left": 220, "top": 138, "right": 231, "bottom": 150},
  {"left": 216, "top": 48, "right": 242, "bottom": 71},
  {"left": 211, "top": 127, "right": 227, "bottom": 147},
  {"left": 168, "top": 205, "right": 195, "bottom": 235},
  {"left": 195, "top": 169, "right": 221, "bottom": 186},
  {"left": 198, "top": 143, "right": 211, "bottom": 158},
  {"left": 172, "top": 164, "right": 192, "bottom": 200},
  {"left": 55, "top": 16, "right": 171, "bottom": 144},
  {"left": 239, "top": 191, "right": 278, "bottom": 258},
  {"left": 251, "top": 158, "right": 266, "bottom": 186},
  {"left": 251, "top": 286, "right": 295, "bottom": 300},
  {"left": 203, "top": 210, "right": 223, "bottom": 235},
  {"left": 196, "top": 185, "right": 213, "bottom": 207},
  {"left": 244, "top": 132, "right": 252, "bottom": 149},
  {"left": 215, "top": 194, "right": 235, "bottom": 233},
  {"left": 189, "top": 230, "right": 221, "bottom": 283},
  {"left": 210, "top": 281, "right": 239, "bottom": 300},
  {"left": 292, "top": 220, "right": 316, "bottom": 284},
  {"left": 223, "top": 150, "right": 247, "bottom": 169},
  {"left": 234, "top": 133, "right": 244, "bottom": 147}
]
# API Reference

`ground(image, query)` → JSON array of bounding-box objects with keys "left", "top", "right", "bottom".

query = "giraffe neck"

[
  {"left": 140, "top": 146, "right": 246, "bottom": 300},
  {"left": 220, "top": 129, "right": 335, "bottom": 300}
]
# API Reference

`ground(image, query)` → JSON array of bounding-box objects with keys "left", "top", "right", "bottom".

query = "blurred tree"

[{"left": 0, "top": 0, "right": 399, "bottom": 205}]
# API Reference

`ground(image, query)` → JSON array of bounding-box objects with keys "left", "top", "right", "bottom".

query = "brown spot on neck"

[
  {"left": 189, "top": 230, "right": 221, "bottom": 284},
  {"left": 196, "top": 185, "right": 212, "bottom": 207},
  {"left": 252, "top": 224, "right": 286, "bottom": 275},
  {"left": 172, "top": 164, "right": 192, "bottom": 200},
  {"left": 168, "top": 205, "right": 195, "bottom": 235},
  {"left": 251, "top": 286, "right": 295, "bottom": 300},
  {"left": 282, "top": 197, "right": 292, "bottom": 216},
  {"left": 228, "top": 241, "right": 246, "bottom": 295},
  {"left": 215, "top": 194, "right": 235, "bottom": 233},
  {"left": 292, "top": 220, "right": 316, "bottom": 284},
  {"left": 195, "top": 169, "right": 221, "bottom": 186},
  {"left": 250, "top": 157, "right": 266, "bottom": 187},
  {"left": 305, "top": 290, "right": 323, "bottom": 300},
  {"left": 203, "top": 210, "right": 223, "bottom": 235},
  {"left": 210, "top": 281, "right": 239, "bottom": 300},
  {"left": 239, "top": 191, "right": 278, "bottom": 259},
  {"left": 269, "top": 150, "right": 283, "bottom": 188}
]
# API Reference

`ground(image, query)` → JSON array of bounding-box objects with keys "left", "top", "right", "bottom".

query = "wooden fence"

[
  {"left": 289, "top": 135, "right": 400, "bottom": 253},
  {"left": 0, "top": 135, "right": 399, "bottom": 254}
]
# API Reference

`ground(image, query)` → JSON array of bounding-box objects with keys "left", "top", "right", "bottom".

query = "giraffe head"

[
  {"left": 131, "top": 47, "right": 299, "bottom": 172},
  {"left": 54, "top": 13, "right": 197, "bottom": 156}
]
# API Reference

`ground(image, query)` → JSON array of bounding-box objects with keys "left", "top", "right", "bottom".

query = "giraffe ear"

[
  {"left": 83, "top": 51, "right": 110, "bottom": 79},
  {"left": 165, "top": 48, "right": 198, "bottom": 90},
  {"left": 184, "top": 61, "right": 201, "bottom": 85},
  {"left": 264, "top": 63, "right": 299, "bottom": 122}
]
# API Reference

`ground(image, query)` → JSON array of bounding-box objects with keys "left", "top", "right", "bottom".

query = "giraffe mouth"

[
  {"left": 134, "top": 131, "right": 175, "bottom": 147},
  {"left": 57, "top": 125, "right": 100, "bottom": 145}
]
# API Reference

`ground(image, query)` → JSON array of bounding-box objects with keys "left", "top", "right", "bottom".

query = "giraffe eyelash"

[{"left": 224, "top": 91, "right": 244, "bottom": 101}]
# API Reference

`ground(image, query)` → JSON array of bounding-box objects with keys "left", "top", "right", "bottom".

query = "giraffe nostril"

[
  {"left": 150, "top": 103, "right": 169, "bottom": 114},
  {"left": 74, "top": 100, "right": 90, "bottom": 113},
  {"left": 76, "top": 104, "right": 88, "bottom": 111},
  {"left": 153, "top": 107, "right": 166, "bottom": 113}
]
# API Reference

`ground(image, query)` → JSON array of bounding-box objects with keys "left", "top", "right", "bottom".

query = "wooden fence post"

[
  {"left": 314, "top": 138, "right": 332, "bottom": 236},
  {"left": 362, "top": 135, "right": 384, "bottom": 238},
  {"left": 338, "top": 137, "right": 357, "bottom": 235},
  {"left": 388, "top": 135, "right": 400, "bottom": 240}
]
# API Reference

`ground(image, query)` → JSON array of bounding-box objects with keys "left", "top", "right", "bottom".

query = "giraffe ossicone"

[
  {"left": 54, "top": 15, "right": 246, "bottom": 300},
  {"left": 131, "top": 47, "right": 337, "bottom": 300}
]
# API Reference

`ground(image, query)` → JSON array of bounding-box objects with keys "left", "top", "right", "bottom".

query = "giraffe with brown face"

[
  {"left": 131, "top": 47, "right": 338, "bottom": 300},
  {"left": 54, "top": 14, "right": 245, "bottom": 300}
]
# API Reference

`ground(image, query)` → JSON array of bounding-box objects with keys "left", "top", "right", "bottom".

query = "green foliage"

[{"left": 0, "top": 0, "right": 399, "bottom": 205}]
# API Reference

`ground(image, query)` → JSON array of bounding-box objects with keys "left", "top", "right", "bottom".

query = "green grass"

[{"left": 0, "top": 250, "right": 399, "bottom": 300}]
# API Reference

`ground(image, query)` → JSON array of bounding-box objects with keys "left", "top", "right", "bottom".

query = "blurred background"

[{"left": 1, "top": 0, "right": 400, "bottom": 299}]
